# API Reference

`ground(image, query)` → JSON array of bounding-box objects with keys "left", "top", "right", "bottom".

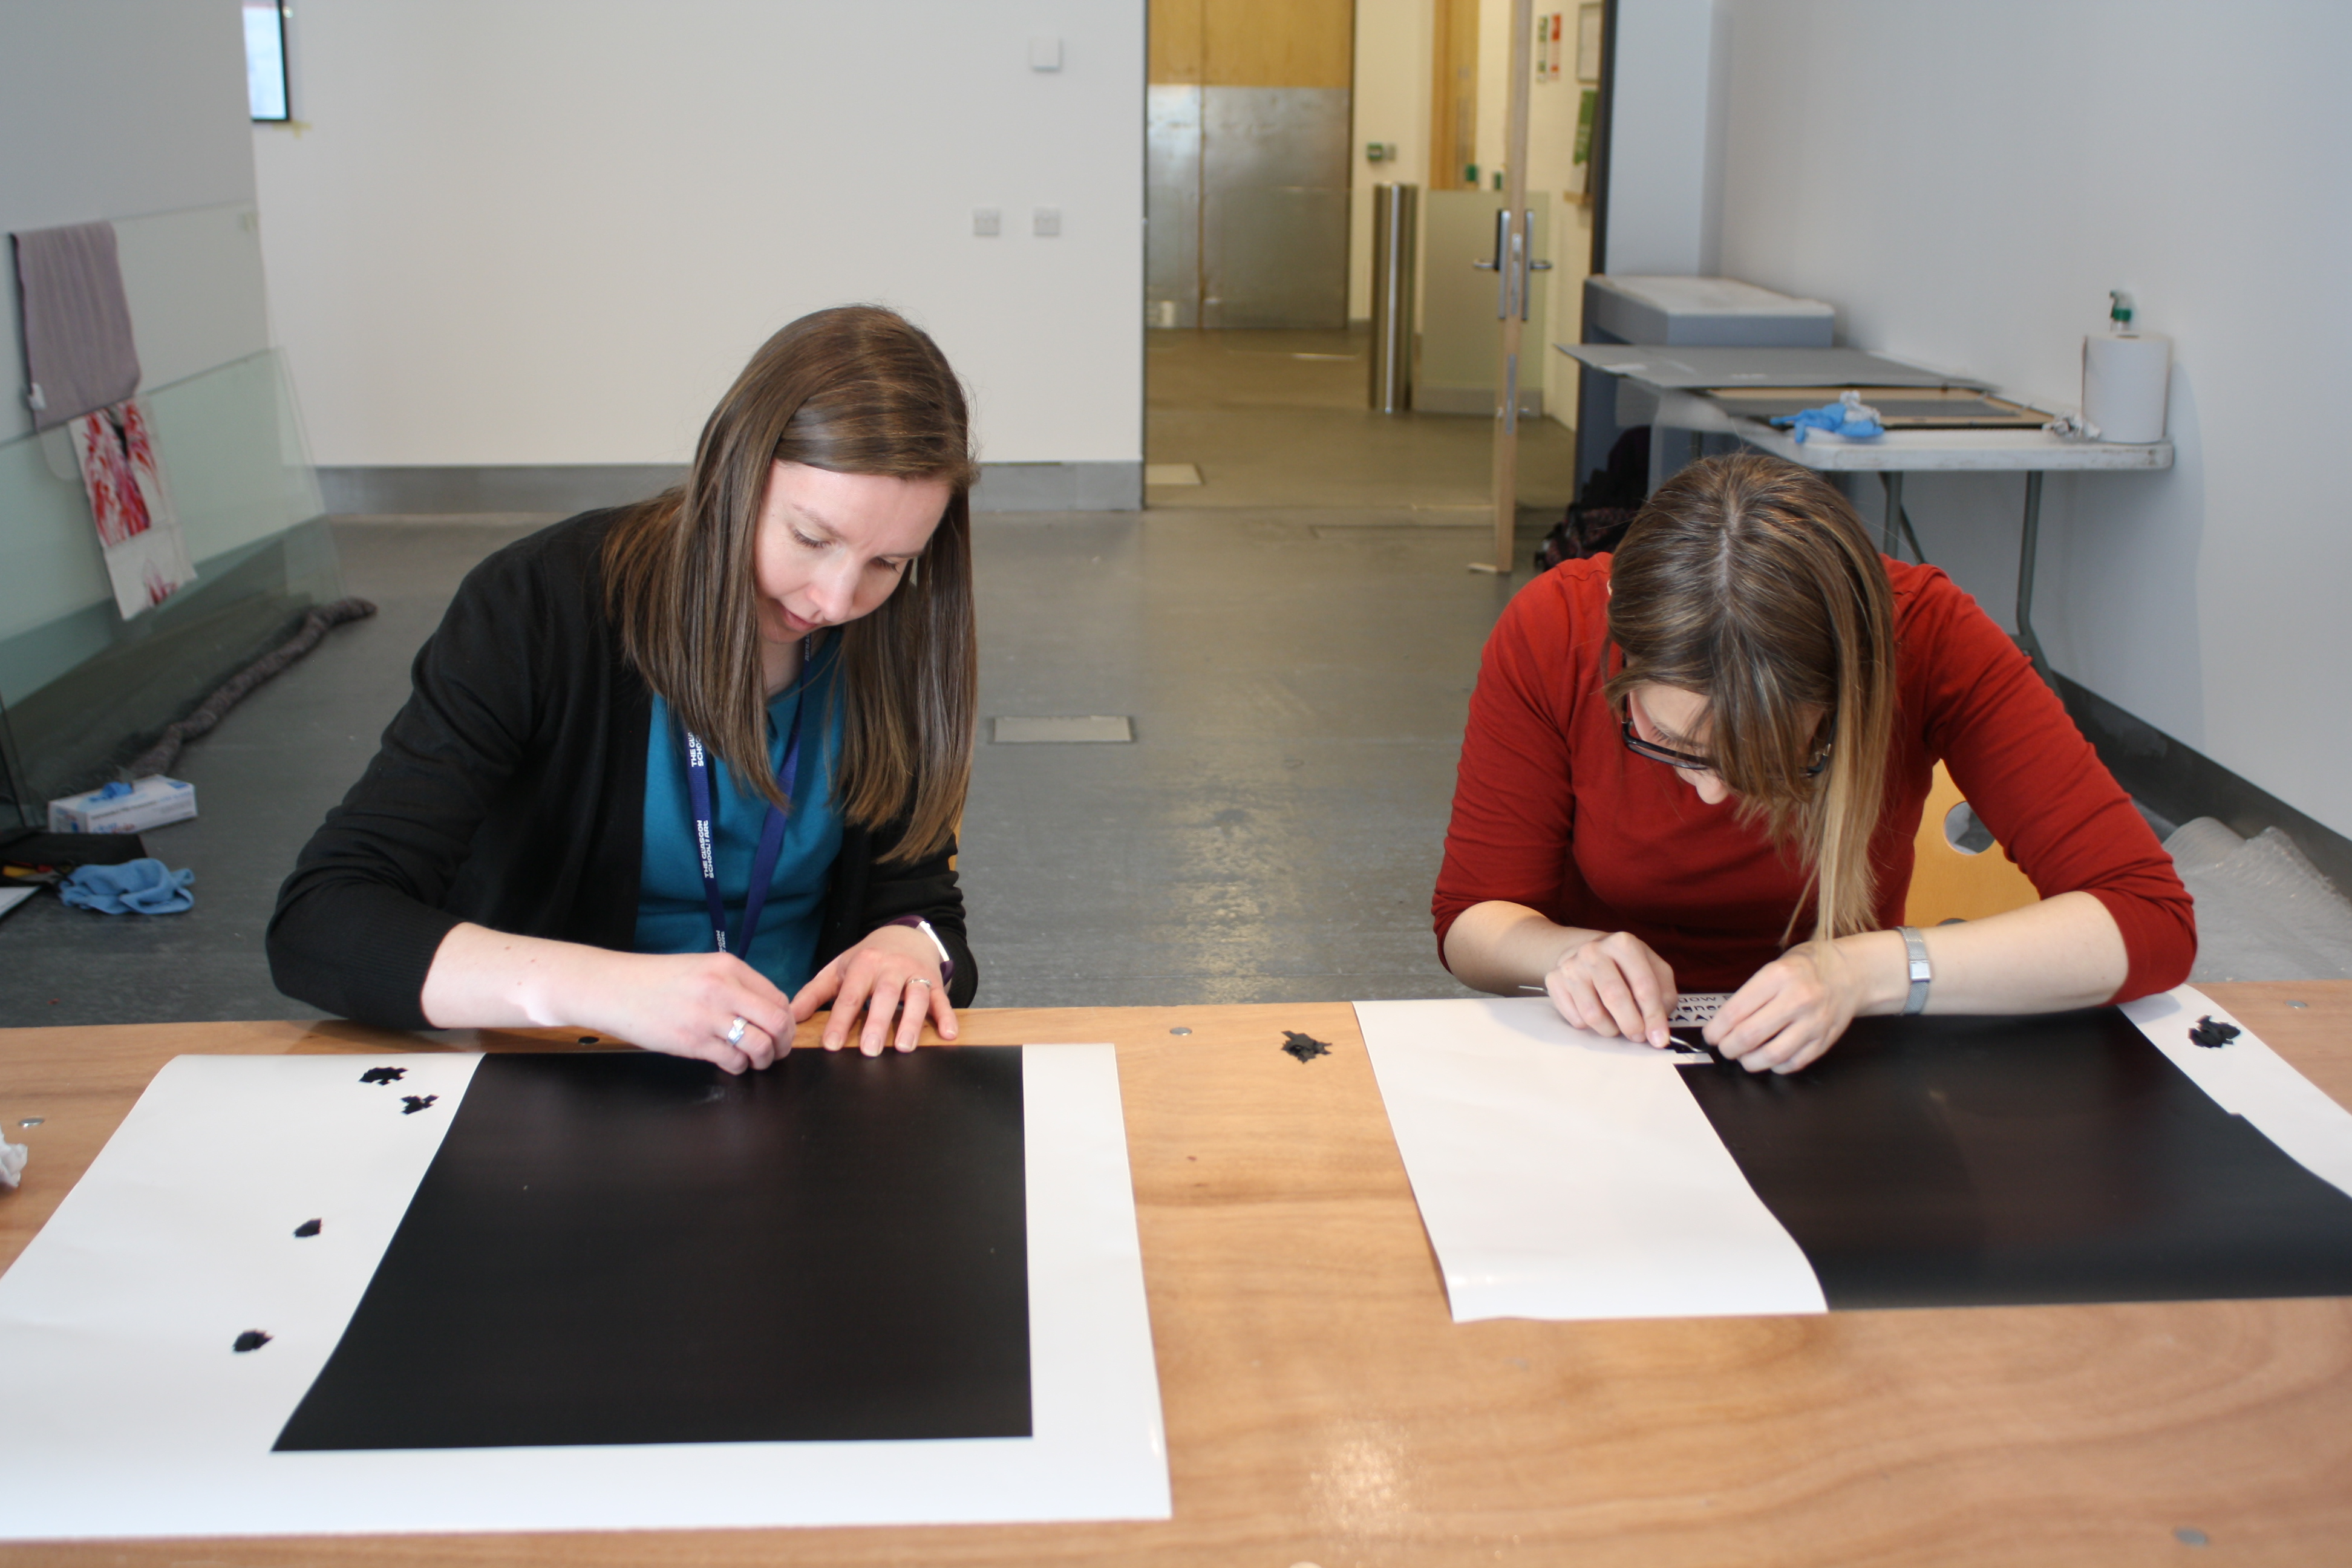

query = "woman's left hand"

[
  {"left": 791, "top": 924, "right": 960, "bottom": 1056},
  {"left": 1704, "top": 939, "right": 1867, "bottom": 1074}
]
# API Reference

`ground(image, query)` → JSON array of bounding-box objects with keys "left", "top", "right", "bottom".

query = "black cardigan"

[{"left": 267, "top": 511, "right": 976, "bottom": 1028}]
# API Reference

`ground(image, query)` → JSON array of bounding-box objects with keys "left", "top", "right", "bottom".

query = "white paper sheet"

[
  {"left": 2122, "top": 984, "right": 2352, "bottom": 1202},
  {"left": 1356, "top": 998, "right": 1826, "bottom": 1323},
  {"left": 0, "top": 1045, "right": 1167, "bottom": 1540},
  {"left": 0, "top": 886, "right": 36, "bottom": 921}
]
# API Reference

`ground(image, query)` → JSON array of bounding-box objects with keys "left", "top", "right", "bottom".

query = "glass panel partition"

[{"left": 0, "top": 348, "right": 339, "bottom": 823}]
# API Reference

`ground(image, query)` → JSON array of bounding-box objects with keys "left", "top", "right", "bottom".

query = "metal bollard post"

[{"left": 1368, "top": 183, "right": 1418, "bottom": 413}]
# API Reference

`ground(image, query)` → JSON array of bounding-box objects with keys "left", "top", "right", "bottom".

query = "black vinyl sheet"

[
  {"left": 276, "top": 1048, "right": 1031, "bottom": 1451},
  {"left": 1677, "top": 1009, "right": 2352, "bottom": 1310}
]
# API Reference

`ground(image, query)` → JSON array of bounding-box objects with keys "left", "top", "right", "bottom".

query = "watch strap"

[
  {"left": 886, "top": 915, "right": 954, "bottom": 982},
  {"left": 1898, "top": 925, "right": 1931, "bottom": 1016}
]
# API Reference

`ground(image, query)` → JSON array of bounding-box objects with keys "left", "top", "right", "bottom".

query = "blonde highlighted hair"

[
  {"left": 1604, "top": 452, "right": 1896, "bottom": 945},
  {"left": 603, "top": 305, "right": 978, "bottom": 863}
]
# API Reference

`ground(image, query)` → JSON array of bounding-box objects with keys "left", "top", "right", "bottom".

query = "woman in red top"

[{"left": 1434, "top": 452, "right": 2195, "bottom": 1073}]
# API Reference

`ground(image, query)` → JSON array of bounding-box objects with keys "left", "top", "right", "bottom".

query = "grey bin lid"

[{"left": 1585, "top": 274, "right": 1837, "bottom": 347}]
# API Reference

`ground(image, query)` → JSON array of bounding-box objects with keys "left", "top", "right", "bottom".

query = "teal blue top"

[{"left": 634, "top": 638, "right": 844, "bottom": 991}]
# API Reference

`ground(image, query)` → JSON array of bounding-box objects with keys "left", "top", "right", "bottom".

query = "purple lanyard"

[{"left": 682, "top": 635, "right": 816, "bottom": 958}]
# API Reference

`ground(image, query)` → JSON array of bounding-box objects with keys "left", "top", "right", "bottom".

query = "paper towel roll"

[{"left": 2082, "top": 332, "right": 2171, "bottom": 443}]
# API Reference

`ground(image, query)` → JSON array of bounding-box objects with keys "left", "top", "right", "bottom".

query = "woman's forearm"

[
  {"left": 1835, "top": 890, "right": 2130, "bottom": 1018},
  {"left": 419, "top": 922, "right": 798, "bottom": 1071},
  {"left": 419, "top": 922, "right": 612, "bottom": 1030},
  {"left": 1442, "top": 900, "right": 1612, "bottom": 995}
]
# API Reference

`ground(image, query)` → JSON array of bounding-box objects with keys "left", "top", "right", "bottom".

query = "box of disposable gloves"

[{"left": 46, "top": 775, "right": 197, "bottom": 834}]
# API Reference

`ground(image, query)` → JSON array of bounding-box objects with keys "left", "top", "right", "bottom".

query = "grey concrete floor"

[
  {"left": 0, "top": 518, "right": 547, "bottom": 1027},
  {"left": 962, "top": 506, "right": 1537, "bottom": 1007},
  {"left": 1, "top": 336, "right": 1566, "bottom": 1025},
  {"left": 1145, "top": 325, "right": 1580, "bottom": 511}
]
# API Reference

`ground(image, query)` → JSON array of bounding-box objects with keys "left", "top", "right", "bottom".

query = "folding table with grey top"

[{"left": 1557, "top": 341, "right": 2175, "bottom": 680}]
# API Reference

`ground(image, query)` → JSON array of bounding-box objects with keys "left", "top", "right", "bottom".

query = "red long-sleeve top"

[{"left": 1432, "top": 556, "right": 2196, "bottom": 999}]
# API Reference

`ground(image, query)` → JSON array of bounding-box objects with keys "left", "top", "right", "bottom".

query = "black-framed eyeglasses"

[{"left": 1619, "top": 713, "right": 1834, "bottom": 779}]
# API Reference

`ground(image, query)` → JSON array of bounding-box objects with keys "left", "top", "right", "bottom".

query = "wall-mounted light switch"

[
  {"left": 973, "top": 208, "right": 1002, "bottom": 237},
  {"left": 1030, "top": 35, "right": 1062, "bottom": 71},
  {"left": 1033, "top": 207, "right": 1062, "bottom": 238}
]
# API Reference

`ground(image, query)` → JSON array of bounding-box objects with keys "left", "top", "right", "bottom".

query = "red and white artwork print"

[{"left": 70, "top": 398, "right": 197, "bottom": 619}]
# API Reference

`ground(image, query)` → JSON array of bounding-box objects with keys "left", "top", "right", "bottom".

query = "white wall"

[
  {"left": 1348, "top": 0, "right": 1434, "bottom": 320},
  {"left": 0, "top": 0, "right": 264, "bottom": 445},
  {"left": 1712, "top": 0, "right": 2352, "bottom": 840},
  {"left": 114, "top": 205, "right": 273, "bottom": 395},
  {"left": 253, "top": 1, "right": 1144, "bottom": 469},
  {"left": 1602, "top": 0, "right": 1719, "bottom": 275}
]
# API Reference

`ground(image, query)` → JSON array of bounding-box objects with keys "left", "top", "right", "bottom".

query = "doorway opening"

[{"left": 1143, "top": 0, "right": 1599, "bottom": 551}]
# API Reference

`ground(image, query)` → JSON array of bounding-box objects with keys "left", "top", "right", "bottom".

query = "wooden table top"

[{"left": 2, "top": 981, "right": 2348, "bottom": 1566}]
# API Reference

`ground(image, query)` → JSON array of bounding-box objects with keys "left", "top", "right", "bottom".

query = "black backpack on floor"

[{"left": 1535, "top": 426, "right": 1648, "bottom": 573}]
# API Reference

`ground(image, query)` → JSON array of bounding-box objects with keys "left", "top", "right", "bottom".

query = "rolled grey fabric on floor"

[
  {"left": 12, "top": 220, "right": 141, "bottom": 431},
  {"left": 123, "top": 597, "right": 380, "bottom": 780}
]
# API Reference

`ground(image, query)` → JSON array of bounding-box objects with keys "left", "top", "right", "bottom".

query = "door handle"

[
  {"left": 1472, "top": 208, "right": 1509, "bottom": 270},
  {"left": 1516, "top": 212, "right": 1552, "bottom": 321},
  {"left": 1474, "top": 212, "right": 1552, "bottom": 319}
]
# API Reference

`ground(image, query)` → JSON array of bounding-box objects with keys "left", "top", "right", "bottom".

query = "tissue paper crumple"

[
  {"left": 58, "top": 858, "right": 194, "bottom": 914},
  {"left": 1772, "top": 390, "right": 1884, "bottom": 445},
  {"left": 0, "top": 1138, "right": 24, "bottom": 1190}
]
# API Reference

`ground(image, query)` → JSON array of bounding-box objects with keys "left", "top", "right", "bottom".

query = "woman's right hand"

[
  {"left": 420, "top": 925, "right": 795, "bottom": 1074},
  {"left": 580, "top": 951, "right": 796, "bottom": 1073},
  {"left": 1543, "top": 931, "right": 1679, "bottom": 1050}
]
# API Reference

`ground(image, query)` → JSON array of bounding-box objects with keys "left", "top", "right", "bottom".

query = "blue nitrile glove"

[
  {"left": 94, "top": 780, "right": 134, "bottom": 800},
  {"left": 57, "top": 858, "right": 195, "bottom": 915},
  {"left": 1770, "top": 390, "right": 1885, "bottom": 445}
]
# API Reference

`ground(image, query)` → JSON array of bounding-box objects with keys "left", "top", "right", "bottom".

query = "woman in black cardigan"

[{"left": 269, "top": 306, "right": 978, "bottom": 1071}]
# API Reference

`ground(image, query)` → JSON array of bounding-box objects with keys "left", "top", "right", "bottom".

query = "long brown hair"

[
  {"left": 604, "top": 305, "right": 978, "bottom": 863},
  {"left": 1604, "top": 452, "right": 1896, "bottom": 944}
]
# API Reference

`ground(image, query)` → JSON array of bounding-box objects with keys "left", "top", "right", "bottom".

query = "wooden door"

[{"left": 1429, "top": 0, "right": 1480, "bottom": 192}]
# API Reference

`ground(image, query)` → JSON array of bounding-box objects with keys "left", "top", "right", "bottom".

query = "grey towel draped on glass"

[{"left": 11, "top": 220, "right": 142, "bottom": 430}]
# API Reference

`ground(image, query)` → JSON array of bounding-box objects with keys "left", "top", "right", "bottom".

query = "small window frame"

[{"left": 245, "top": 0, "right": 292, "bottom": 124}]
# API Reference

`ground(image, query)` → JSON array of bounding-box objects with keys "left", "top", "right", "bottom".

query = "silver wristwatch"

[{"left": 1898, "top": 926, "right": 1932, "bottom": 1016}]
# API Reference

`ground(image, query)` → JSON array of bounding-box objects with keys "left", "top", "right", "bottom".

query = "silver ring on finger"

[
  {"left": 724, "top": 1015, "right": 749, "bottom": 1047},
  {"left": 906, "top": 976, "right": 932, "bottom": 990}
]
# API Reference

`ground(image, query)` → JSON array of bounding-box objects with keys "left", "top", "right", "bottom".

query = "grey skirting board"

[{"left": 319, "top": 462, "right": 1144, "bottom": 516}]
